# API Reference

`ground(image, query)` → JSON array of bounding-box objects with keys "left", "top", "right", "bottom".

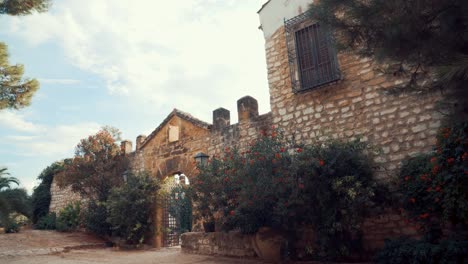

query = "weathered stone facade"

[
  {"left": 49, "top": 0, "right": 452, "bottom": 253},
  {"left": 264, "top": 26, "right": 443, "bottom": 181},
  {"left": 49, "top": 180, "right": 82, "bottom": 214}
]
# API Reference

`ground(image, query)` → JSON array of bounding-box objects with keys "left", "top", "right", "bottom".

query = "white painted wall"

[{"left": 258, "top": 0, "right": 313, "bottom": 39}]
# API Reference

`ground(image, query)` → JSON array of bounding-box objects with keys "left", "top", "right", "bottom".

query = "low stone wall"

[{"left": 181, "top": 232, "right": 257, "bottom": 258}]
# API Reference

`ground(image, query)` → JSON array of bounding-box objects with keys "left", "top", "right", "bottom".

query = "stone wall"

[
  {"left": 181, "top": 232, "right": 257, "bottom": 258},
  {"left": 265, "top": 25, "right": 445, "bottom": 181},
  {"left": 207, "top": 96, "right": 273, "bottom": 157},
  {"left": 49, "top": 179, "right": 82, "bottom": 214}
]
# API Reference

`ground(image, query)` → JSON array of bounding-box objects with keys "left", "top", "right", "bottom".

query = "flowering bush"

[
  {"left": 399, "top": 121, "right": 468, "bottom": 229},
  {"left": 378, "top": 121, "right": 468, "bottom": 264},
  {"left": 192, "top": 129, "right": 385, "bottom": 260}
]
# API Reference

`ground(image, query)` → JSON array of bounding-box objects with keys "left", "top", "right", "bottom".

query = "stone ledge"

[{"left": 181, "top": 231, "right": 257, "bottom": 258}]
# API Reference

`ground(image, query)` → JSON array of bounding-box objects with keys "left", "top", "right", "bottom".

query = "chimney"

[
  {"left": 136, "top": 135, "right": 147, "bottom": 151},
  {"left": 237, "top": 96, "right": 258, "bottom": 123},
  {"left": 213, "top": 108, "right": 230, "bottom": 130},
  {"left": 121, "top": 140, "right": 132, "bottom": 154}
]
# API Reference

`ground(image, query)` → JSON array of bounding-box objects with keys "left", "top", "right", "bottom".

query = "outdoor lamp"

[{"left": 194, "top": 152, "right": 209, "bottom": 166}]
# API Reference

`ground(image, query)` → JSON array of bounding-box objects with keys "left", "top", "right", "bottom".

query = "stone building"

[{"left": 50, "top": 0, "right": 449, "bottom": 251}]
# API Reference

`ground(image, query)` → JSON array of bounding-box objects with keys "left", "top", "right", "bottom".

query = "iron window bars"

[{"left": 285, "top": 12, "right": 341, "bottom": 93}]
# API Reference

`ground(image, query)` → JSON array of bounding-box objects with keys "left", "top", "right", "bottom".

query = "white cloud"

[
  {"left": 5, "top": 122, "right": 101, "bottom": 157},
  {"left": 3, "top": 0, "right": 271, "bottom": 122},
  {"left": 0, "top": 111, "right": 45, "bottom": 133}
]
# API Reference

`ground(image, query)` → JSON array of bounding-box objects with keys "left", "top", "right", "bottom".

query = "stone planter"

[{"left": 251, "top": 227, "right": 286, "bottom": 263}]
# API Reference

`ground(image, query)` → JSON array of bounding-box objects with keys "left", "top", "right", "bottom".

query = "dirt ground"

[
  {"left": 3, "top": 248, "right": 263, "bottom": 264},
  {"left": 0, "top": 229, "right": 263, "bottom": 264}
]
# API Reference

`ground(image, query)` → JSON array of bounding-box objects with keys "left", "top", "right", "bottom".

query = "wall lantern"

[{"left": 194, "top": 152, "right": 209, "bottom": 166}]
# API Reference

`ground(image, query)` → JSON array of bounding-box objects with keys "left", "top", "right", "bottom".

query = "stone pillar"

[
  {"left": 237, "top": 96, "right": 258, "bottom": 123},
  {"left": 120, "top": 140, "right": 132, "bottom": 154},
  {"left": 136, "top": 135, "right": 147, "bottom": 151},
  {"left": 213, "top": 108, "right": 230, "bottom": 130},
  {"left": 155, "top": 206, "right": 163, "bottom": 248}
]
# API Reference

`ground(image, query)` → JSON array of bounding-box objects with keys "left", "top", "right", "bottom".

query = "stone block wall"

[
  {"left": 181, "top": 231, "right": 257, "bottom": 258},
  {"left": 49, "top": 179, "right": 82, "bottom": 214},
  {"left": 265, "top": 26, "right": 445, "bottom": 181},
  {"left": 207, "top": 96, "right": 273, "bottom": 157}
]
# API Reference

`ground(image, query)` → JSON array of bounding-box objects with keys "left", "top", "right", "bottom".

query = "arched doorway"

[{"left": 160, "top": 173, "right": 192, "bottom": 247}]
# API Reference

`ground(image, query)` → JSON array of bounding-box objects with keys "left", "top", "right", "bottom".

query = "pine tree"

[
  {"left": 0, "top": 0, "right": 51, "bottom": 110},
  {"left": 0, "top": 0, "right": 50, "bottom": 15}
]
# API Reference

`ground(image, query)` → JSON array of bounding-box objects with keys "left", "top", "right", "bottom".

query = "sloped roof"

[
  {"left": 257, "top": 0, "right": 272, "bottom": 13},
  {"left": 139, "top": 108, "right": 211, "bottom": 149}
]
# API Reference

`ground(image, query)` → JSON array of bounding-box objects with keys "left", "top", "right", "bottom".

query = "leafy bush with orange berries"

[
  {"left": 192, "top": 129, "right": 385, "bottom": 260},
  {"left": 399, "top": 121, "right": 468, "bottom": 229}
]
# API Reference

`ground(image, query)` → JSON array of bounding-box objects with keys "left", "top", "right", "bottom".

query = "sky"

[{"left": 0, "top": 0, "right": 271, "bottom": 193}]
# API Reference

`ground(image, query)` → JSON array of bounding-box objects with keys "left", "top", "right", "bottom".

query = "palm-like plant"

[
  {"left": 0, "top": 167, "right": 30, "bottom": 229},
  {"left": 0, "top": 167, "right": 19, "bottom": 190}
]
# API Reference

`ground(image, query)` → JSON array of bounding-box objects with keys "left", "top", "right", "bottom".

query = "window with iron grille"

[{"left": 285, "top": 12, "right": 341, "bottom": 93}]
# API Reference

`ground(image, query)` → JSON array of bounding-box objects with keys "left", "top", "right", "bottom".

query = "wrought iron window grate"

[{"left": 285, "top": 12, "right": 341, "bottom": 93}]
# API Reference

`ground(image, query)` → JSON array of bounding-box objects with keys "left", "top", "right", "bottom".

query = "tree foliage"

[
  {"left": 56, "top": 127, "right": 128, "bottom": 202},
  {"left": 309, "top": 0, "right": 468, "bottom": 114},
  {"left": 0, "top": 0, "right": 51, "bottom": 110},
  {"left": 106, "top": 172, "right": 160, "bottom": 245},
  {"left": 0, "top": 168, "right": 31, "bottom": 227},
  {"left": 0, "top": 0, "right": 50, "bottom": 15},
  {"left": 31, "top": 161, "right": 64, "bottom": 224}
]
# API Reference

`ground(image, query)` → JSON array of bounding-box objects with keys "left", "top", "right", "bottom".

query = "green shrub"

[
  {"left": 297, "top": 140, "right": 387, "bottom": 259},
  {"left": 35, "top": 212, "right": 56, "bottom": 230},
  {"left": 56, "top": 202, "right": 81, "bottom": 232},
  {"left": 193, "top": 129, "right": 386, "bottom": 260},
  {"left": 376, "top": 238, "right": 468, "bottom": 264},
  {"left": 32, "top": 162, "right": 63, "bottom": 224},
  {"left": 106, "top": 172, "right": 160, "bottom": 245},
  {"left": 4, "top": 220, "right": 19, "bottom": 233},
  {"left": 398, "top": 121, "right": 467, "bottom": 231},
  {"left": 85, "top": 200, "right": 111, "bottom": 236}
]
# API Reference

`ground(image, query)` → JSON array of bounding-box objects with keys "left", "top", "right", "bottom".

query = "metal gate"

[{"left": 162, "top": 175, "right": 192, "bottom": 247}]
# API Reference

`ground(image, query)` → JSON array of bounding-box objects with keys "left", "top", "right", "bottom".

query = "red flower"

[
  {"left": 432, "top": 166, "right": 439, "bottom": 175},
  {"left": 319, "top": 159, "right": 325, "bottom": 166},
  {"left": 410, "top": 198, "right": 416, "bottom": 203},
  {"left": 447, "top": 157, "right": 455, "bottom": 165},
  {"left": 298, "top": 183, "right": 305, "bottom": 189},
  {"left": 275, "top": 153, "right": 281, "bottom": 159},
  {"left": 404, "top": 176, "right": 410, "bottom": 181},
  {"left": 280, "top": 147, "right": 285, "bottom": 153},
  {"left": 296, "top": 148, "right": 303, "bottom": 153},
  {"left": 435, "top": 186, "right": 442, "bottom": 192},
  {"left": 271, "top": 132, "right": 277, "bottom": 138},
  {"left": 419, "top": 213, "right": 430, "bottom": 219},
  {"left": 229, "top": 210, "right": 235, "bottom": 216},
  {"left": 430, "top": 157, "right": 437, "bottom": 163},
  {"left": 462, "top": 152, "right": 468, "bottom": 161}
]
